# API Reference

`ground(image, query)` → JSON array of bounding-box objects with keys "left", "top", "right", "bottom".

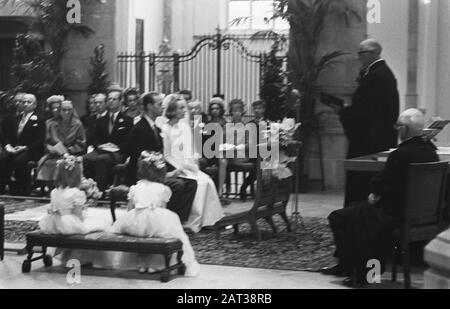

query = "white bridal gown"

[{"left": 161, "top": 120, "right": 224, "bottom": 233}]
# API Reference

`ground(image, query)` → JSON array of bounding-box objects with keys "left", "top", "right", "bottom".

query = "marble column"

[{"left": 405, "top": 0, "right": 419, "bottom": 109}]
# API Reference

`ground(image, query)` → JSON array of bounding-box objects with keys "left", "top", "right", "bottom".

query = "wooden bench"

[{"left": 22, "top": 232, "right": 186, "bottom": 282}]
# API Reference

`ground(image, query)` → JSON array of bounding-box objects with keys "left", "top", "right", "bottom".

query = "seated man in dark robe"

[
  {"left": 127, "top": 92, "right": 197, "bottom": 223},
  {"left": 322, "top": 109, "right": 439, "bottom": 287}
]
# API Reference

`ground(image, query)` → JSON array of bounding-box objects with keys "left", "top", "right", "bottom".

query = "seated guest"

[
  {"left": 322, "top": 109, "right": 439, "bottom": 287},
  {"left": 45, "top": 95, "right": 64, "bottom": 123},
  {"left": 0, "top": 94, "right": 45, "bottom": 196},
  {"left": 161, "top": 94, "right": 224, "bottom": 233},
  {"left": 226, "top": 99, "right": 254, "bottom": 201},
  {"left": 200, "top": 98, "right": 228, "bottom": 195},
  {"left": 1, "top": 92, "right": 26, "bottom": 143},
  {"left": 111, "top": 151, "right": 200, "bottom": 276},
  {"left": 37, "top": 101, "right": 86, "bottom": 184},
  {"left": 123, "top": 87, "right": 142, "bottom": 123},
  {"left": 81, "top": 94, "right": 97, "bottom": 127},
  {"left": 188, "top": 100, "right": 208, "bottom": 157},
  {"left": 83, "top": 93, "right": 107, "bottom": 151},
  {"left": 239, "top": 100, "right": 268, "bottom": 200},
  {"left": 83, "top": 89, "right": 134, "bottom": 192},
  {"left": 180, "top": 89, "right": 193, "bottom": 104},
  {"left": 127, "top": 92, "right": 197, "bottom": 223},
  {"left": 208, "top": 97, "right": 227, "bottom": 127}
]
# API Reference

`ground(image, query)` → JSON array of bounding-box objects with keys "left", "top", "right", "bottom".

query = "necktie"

[
  {"left": 17, "top": 114, "right": 27, "bottom": 136},
  {"left": 152, "top": 124, "right": 161, "bottom": 149},
  {"left": 108, "top": 114, "right": 115, "bottom": 135}
]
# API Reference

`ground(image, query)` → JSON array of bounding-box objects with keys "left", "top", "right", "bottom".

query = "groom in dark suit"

[{"left": 127, "top": 92, "right": 197, "bottom": 223}]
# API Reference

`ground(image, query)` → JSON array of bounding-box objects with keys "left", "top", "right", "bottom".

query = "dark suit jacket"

[
  {"left": 127, "top": 117, "right": 163, "bottom": 185},
  {"left": 371, "top": 136, "right": 439, "bottom": 221},
  {"left": 81, "top": 114, "right": 97, "bottom": 147},
  {"left": 3, "top": 112, "right": 45, "bottom": 159},
  {"left": 340, "top": 60, "right": 400, "bottom": 158},
  {"left": 94, "top": 112, "right": 134, "bottom": 156}
]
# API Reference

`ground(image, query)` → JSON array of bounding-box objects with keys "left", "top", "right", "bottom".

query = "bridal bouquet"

[{"left": 80, "top": 178, "right": 103, "bottom": 207}]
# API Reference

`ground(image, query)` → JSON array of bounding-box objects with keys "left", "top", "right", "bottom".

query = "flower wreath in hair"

[
  {"left": 56, "top": 154, "right": 83, "bottom": 171},
  {"left": 140, "top": 151, "right": 166, "bottom": 170}
]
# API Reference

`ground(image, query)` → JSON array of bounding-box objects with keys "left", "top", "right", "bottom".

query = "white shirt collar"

[
  {"left": 97, "top": 111, "right": 107, "bottom": 119},
  {"left": 22, "top": 112, "right": 33, "bottom": 122},
  {"left": 143, "top": 114, "right": 156, "bottom": 128},
  {"left": 110, "top": 111, "right": 119, "bottom": 120},
  {"left": 367, "top": 58, "right": 384, "bottom": 72}
]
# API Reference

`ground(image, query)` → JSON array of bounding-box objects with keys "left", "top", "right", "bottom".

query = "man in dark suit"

[
  {"left": 322, "top": 109, "right": 439, "bottom": 287},
  {"left": 82, "top": 93, "right": 108, "bottom": 150},
  {"left": 0, "top": 94, "right": 45, "bottom": 195},
  {"left": 338, "top": 39, "right": 400, "bottom": 207},
  {"left": 83, "top": 89, "right": 134, "bottom": 192},
  {"left": 127, "top": 92, "right": 197, "bottom": 223}
]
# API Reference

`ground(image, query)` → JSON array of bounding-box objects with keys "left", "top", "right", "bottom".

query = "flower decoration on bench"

[
  {"left": 140, "top": 151, "right": 166, "bottom": 169},
  {"left": 80, "top": 178, "right": 102, "bottom": 207}
]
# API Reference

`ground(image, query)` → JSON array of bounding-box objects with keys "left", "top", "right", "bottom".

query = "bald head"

[
  {"left": 360, "top": 39, "right": 383, "bottom": 55},
  {"left": 358, "top": 39, "right": 383, "bottom": 68},
  {"left": 397, "top": 108, "right": 426, "bottom": 141}
]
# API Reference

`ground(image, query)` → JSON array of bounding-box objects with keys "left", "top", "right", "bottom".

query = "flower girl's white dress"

[
  {"left": 39, "top": 188, "right": 107, "bottom": 235},
  {"left": 109, "top": 180, "right": 200, "bottom": 276},
  {"left": 39, "top": 188, "right": 109, "bottom": 265}
]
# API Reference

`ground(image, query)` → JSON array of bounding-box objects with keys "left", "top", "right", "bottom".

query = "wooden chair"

[
  {"left": 214, "top": 155, "right": 292, "bottom": 241},
  {"left": 225, "top": 160, "right": 256, "bottom": 200},
  {"left": 391, "top": 161, "right": 449, "bottom": 289}
]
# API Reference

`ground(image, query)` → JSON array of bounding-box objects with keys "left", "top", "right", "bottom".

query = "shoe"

[
  {"left": 342, "top": 277, "right": 367, "bottom": 288},
  {"left": 138, "top": 268, "right": 147, "bottom": 274},
  {"left": 320, "top": 264, "right": 348, "bottom": 277},
  {"left": 220, "top": 198, "right": 231, "bottom": 206}
]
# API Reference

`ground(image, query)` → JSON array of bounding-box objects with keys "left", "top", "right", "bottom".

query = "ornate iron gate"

[{"left": 116, "top": 29, "right": 284, "bottom": 112}]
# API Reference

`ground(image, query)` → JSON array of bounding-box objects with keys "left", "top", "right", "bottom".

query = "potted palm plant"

[{"left": 273, "top": 0, "right": 362, "bottom": 191}]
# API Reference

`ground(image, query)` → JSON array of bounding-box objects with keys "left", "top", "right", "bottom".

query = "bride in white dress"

[{"left": 160, "top": 94, "right": 224, "bottom": 233}]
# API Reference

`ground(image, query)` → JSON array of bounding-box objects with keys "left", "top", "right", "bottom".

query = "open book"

[
  {"left": 422, "top": 120, "right": 450, "bottom": 140},
  {"left": 320, "top": 93, "right": 345, "bottom": 109}
]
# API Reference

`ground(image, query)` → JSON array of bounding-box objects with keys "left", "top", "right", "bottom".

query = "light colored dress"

[
  {"left": 37, "top": 117, "right": 86, "bottom": 181},
  {"left": 39, "top": 188, "right": 106, "bottom": 235},
  {"left": 39, "top": 187, "right": 110, "bottom": 265},
  {"left": 161, "top": 120, "right": 224, "bottom": 233},
  {"left": 108, "top": 180, "right": 200, "bottom": 276}
]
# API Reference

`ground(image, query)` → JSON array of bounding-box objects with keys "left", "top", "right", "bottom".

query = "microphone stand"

[{"left": 290, "top": 90, "right": 305, "bottom": 231}]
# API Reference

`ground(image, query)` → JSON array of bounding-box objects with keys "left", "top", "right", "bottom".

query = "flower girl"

[
  {"left": 39, "top": 155, "right": 106, "bottom": 235},
  {"left": 110, "top": 151, "right": 200, "bottom": 276},
  {"left": 39, "top": 155, "right": 109, "bottom": 266}
]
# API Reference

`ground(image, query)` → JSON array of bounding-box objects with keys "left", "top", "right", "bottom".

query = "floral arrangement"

[
  {"left": 264, "top": 118, "right": 301, "bottom": 149},
  {"left": 261, "top": 118, "right": 301, "bottom": 180},
  {"left": 140, "top": 151, "right": 166, "bottom": 169}
]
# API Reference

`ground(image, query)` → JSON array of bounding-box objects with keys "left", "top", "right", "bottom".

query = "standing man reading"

[{"left": 337, "top": 39, "right": 400, "bottom": 207}]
